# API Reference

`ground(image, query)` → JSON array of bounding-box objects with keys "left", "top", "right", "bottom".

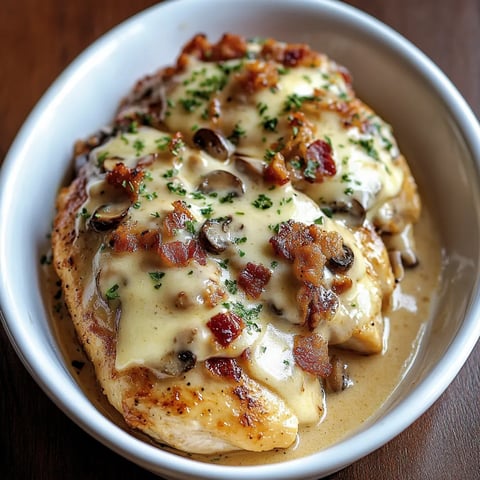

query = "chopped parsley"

[
  {"left": 227, "top": 123, "right": 246, "bottom": 145},
  {"left": 133, "top": 138, "right": 145, "bottom": 156},
  {"left": 166, "top": 182, "right": 187, "bottom": 196},
  {"left": 234, "top": 236, "right": 247, "bottom": 244},
  {"left": 185, "top": 220, "right": 197, "bottom": 235},
  {"left": 354, "top": 138, "right": 380, "bottom": 161},
  {"left": 283, "top": 93, "right": 317, "bottom": 112},
  {"left": 262, "top": 116, "right": 278, "bottom": 132},
  {"left": 224, "top": 279, "right": 238, "bottom": 295},
  {"left": 128, "top": 121, "right": 139, "bottom": 134},
  {"left": 252, "top": 193, "right": 273, "bottom": 210},
  {"left": 222, "top": 301, "right": 263, "bottom": 333},
  {"left": 200, "top": 205, "right": 214, "bottom": 217},
  {"left": 219, "top": 192, "right": 237, "bottom": 204},
  {"left": 256, "top": 102, "right": 268, "bottom": 116},
  {"left": 148, "top": 271, "right": 165, "bottom": 289},
  {"left": 321, "top": 207, "right": 333, "bottom": 218},
  {"left": 97, "top": 151, "right": 109, "bottom": 167},
  {"left": 77, "top": 207, "right": 91, "bottom": 219},
  {"left": 105, "top": 284, "right": 120, "bottom": 301},
  {"left": 217, "top": 258, "right": 230, "bottom": 269},
  {"left": 156, "top": 136, "right": 171, "bottom": 151}
]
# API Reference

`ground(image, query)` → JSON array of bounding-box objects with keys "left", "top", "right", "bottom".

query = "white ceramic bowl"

[{"left": 1, "top": 0, "right": 479, "bottom": 479}]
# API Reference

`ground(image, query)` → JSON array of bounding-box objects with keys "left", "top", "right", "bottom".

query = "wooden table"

[{"left": 1, "top": 1, "right": 479, "bottom": 478}]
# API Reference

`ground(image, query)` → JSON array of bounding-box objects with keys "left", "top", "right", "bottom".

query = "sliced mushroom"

[
  {"left": 102, "top": 155, "right": 126, "bottom": 172},
  {"left": 325, "top": 355, "right": 352, "bottom": 393},
  {"left": 198, "top": 217, "right": 233, "bottom": 254},
  {"left": 235, "top": 153, "right": 265, "bottom": 178},
  {"left": 327, "top": 244, "right": 355, "bottom": 273},
  {"left": 197, "top": 170, "right": 245, "bottom": 198},
  {"left": 193, "top": 128, "right": 235, "bottom": 161},
  {"left": 323, "top": 199, "right": 366, "bottom": 227},
  {"left": 88, "top": 201, "right": 130, "bottom": 232},
  {"left": 155, "top": 350, "right": 197, "bottom": 376}
]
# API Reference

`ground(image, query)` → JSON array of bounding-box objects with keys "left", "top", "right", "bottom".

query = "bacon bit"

[
  {"left": 106, "top": 163, "right": 144, "bottom": 201},
  {"left": 138, "top": 229, "right": 162, "bottom": 252},
  {"left": 269, "top": 220, "right": 316, "bottom": 261},
  {"left": 179, "top": 33, "right": 247, "bottom": 64},
  {"left": 211, "top": 33, "right": 248, "bottom": 61},
  {"left": 304, "top": 139, "right": 336, "bottom": 182},
  {"left": 260, "top": 39, "right": 324, "bottom": 68},
  {"left": 236, "top": 60, "right": 279, "bottom": 94},
  {"left": 238, "top": 262, "right": 272, "bottom": 299},
  {"left": 202, "top": 281, "right": 227, "bottom": 308},
  {"left": 270, "top": 112, "right": 337, "bottom": 184},
  {"left": 263, "top": 152, "right": 290, "bottom": 186},
  {"left": 109, "top": 223, "right": 139, "bottom": 252},
  {"left": 331, "top": 276, "right": 353, "bottom": 295},
  {"left": 159, "top": 239, "right": 206, "bottom": 267},
  {"left": 162, "top": 200, "right": 195, "bottom": 238},
  {"left": 207, "top": 312, "right": 245, "bottom": 346},
  {"left": 205, "top": 357, "right": 242, "bottom": 382},
  {"left": 293, "top": 244, "right": 326, "bottom": 286},
  {"left": 293, "top": 333, "right": 332, "bottom": 377},
  {"left": 297, "top": 283, "right": 338, "bottom": 329}
]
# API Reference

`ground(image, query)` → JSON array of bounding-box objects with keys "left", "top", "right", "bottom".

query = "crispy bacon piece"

[
  {"left": 331, "top": 276, "right": 353, "bottom": 295},
  {"left": 159, "top": 239, "right": 206, "bottom": 267},
  {"left": 109, "top": 223, "right": 139, "bottom": 252},
  {"left": 205, "top": 357, "right": 242, "bottom": 382},
  {"left": 303, "top": 139, "right": 336, "bottom": 182},
  {"left": 162, "top": 200, "right": 195, "bottom": 238},
  {"left": 207, "top": 312, "right": 245, "bottom": 346},
  {"left": 270, "top": 220, "right": 343, "bottom": 264},
  {"left": 292, "top": 244, "right": 326, "bottom": 286},
  {"left": 238, "top": 262, "right": 272, "bottom": 299},
  {"left": 202, "top": 281, "right": 227, "bottom": 308},
  {"left": 106, "top": 163, "right": 144, "bottom": 202},
  {"left": 293, "top": 333, "right": 332, "bottom": 377},
  {"left": 260, "top": 39, "right": 323, "bottom": 68},
  {"left": 297, "top": 283, "right": 338, "bottom": 329},
  {"left": 269, "top": 220, "right": 316, "bottom": 261},
  {"left": 263, "top": 152, "right": 290, "bottom": 186},
  {"left": 178, "top": 33, "right": 247, "bottom": 65},
  {"left": 236, "top": 60, "right": 279, "bottom": 94},
  {"left": 138, "top": 229, "right": 162, "bottom": 252}
]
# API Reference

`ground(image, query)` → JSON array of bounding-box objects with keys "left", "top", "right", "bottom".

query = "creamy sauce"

[{"left": 44, "top": 203, "right": 442, "bottom": 464}]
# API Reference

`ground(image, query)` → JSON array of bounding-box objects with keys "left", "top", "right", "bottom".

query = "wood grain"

[{"left": 1, "top": 1, "right": 479, "bottom": 479}]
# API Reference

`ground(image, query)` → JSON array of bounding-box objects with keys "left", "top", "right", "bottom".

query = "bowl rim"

[{"left": 1, "top": 0, "right": 480, "bottom": 478}]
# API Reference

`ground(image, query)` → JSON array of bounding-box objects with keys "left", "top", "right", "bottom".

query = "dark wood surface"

[{"left": 1, "top": 1, "right": 479, "bottom": 478}]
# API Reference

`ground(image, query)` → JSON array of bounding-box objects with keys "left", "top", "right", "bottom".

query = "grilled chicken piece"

[{"left": 51, "top": 33, "right": 420, "bottom": 455}]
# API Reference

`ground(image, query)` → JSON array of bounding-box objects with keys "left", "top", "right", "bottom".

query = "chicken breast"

[{"left": 52, "top": 34, "right": 419, "bottom": 454}]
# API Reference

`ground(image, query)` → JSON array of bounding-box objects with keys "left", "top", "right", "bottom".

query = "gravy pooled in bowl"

[{"left": 50, "top": 34, "right": 442, "bottom": 459}]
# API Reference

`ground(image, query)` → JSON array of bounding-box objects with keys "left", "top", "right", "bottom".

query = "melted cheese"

[
  {"left": 77, "top": 124, "right": 391, "bottom": 425},
  {"left": 162, "top": 54, "right": 403, "bottom": 222}
]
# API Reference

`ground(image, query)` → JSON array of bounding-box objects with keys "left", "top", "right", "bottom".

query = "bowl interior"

[{"left": 1, "top": 0, "right": 480, "bottom": 479}]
